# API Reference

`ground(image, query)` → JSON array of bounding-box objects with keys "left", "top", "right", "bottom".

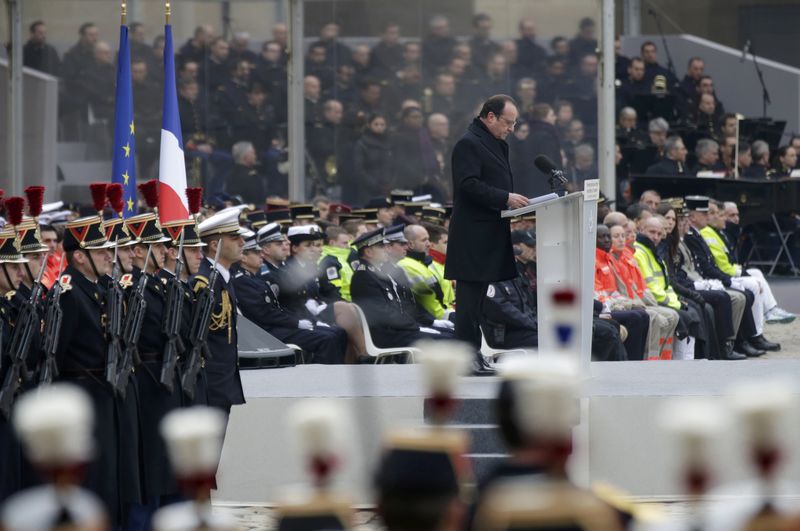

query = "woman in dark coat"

[{"left": 345, "top": 114, "right": 393, "bottom": 206}]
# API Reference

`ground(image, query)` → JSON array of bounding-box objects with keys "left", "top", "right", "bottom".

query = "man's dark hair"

[
  {"left": 626, "top": 203, "right": 649, "bottom": 219},
  {"left": 193, "top": 25, "right": 207, "bottom": 38},
  {"left": 709, "top": 198, "right": 725, "bottom": 210},
  {"left": 79, "top": 22, "right": 96, "bottom": 36},
  {"left": 629, "top": 56, "right": 644, "bottom": 67},
  {"left": 421, "top": 222, "right": 446, "bottom": 244},
  {"left": 531, "top": 102, "right": 553, "bottom": 121},
  {"left": 579, "top": 17, "right": 595, "bottom": 29},
  {"left": 550, "top": 36, "right": 567, "bottom": 50},
  {"left": 640, "top": 40, "right": 656, "bottom": 53},
  {"left": 129, "top": 22, "right": 144, "bottom": 33},
  {"left": 738, "top": 141, "right": 751, "bottom": 153},
  {"left": 341, "top": 220, "right": 366, "bottom": 237},
  {"left": 687, "top": 56, "right": 703, "bottom": 68},
  {"left": 479, "top": 94, "right": 516, "bottom": 119},
  {"left": 473, "top": 13, "right": 491, "bottom": 27},
  {"left": 29, "top": 20, "right": 45, "bottom": 34}
]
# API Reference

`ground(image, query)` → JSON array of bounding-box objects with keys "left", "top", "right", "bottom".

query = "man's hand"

[{"left": 507, "top": 193, "right": 529, "bottom": 210}]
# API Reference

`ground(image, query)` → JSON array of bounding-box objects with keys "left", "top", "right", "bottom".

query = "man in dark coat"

[
  {"left": 23, "top": 21, "right": 60, "bottom": 76},
  {"left": 445, "top": 95, "right": 529, "bottom": 375}
]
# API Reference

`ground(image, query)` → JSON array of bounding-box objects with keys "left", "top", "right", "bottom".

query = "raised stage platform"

[{"left": 214, "top": 360, "right": 800, "bottom": 505}]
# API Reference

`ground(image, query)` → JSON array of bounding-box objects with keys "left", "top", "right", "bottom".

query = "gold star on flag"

[
  {"left": 127, "top": 197, "right": 134, "bottom": 211},
  {"left": 129, "top": 121, "right": 135, "bottom": 135},
  {"left": 123, "top": 143, "right": 131, "bottom": 158},
  {"left": 122, "top": 170, "right": 129, "bottom": 185}
]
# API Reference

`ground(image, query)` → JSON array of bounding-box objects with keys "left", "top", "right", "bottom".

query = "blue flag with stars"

[{"left": 111, "top": 24, "right": 137, "bottom": 217}]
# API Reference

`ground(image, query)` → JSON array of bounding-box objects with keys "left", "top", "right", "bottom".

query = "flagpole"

[
  {"left": 121, "top": 1, "right": 127, "bottom": 25},
  {"left": 166, "top": 1, "right": 171, "bottom": 25}
]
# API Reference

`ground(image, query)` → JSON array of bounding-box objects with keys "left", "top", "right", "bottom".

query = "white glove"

[
  {"left": 316, "top": 321, "right": 331, "bottom": 328},
  {"left": 433, "top": 319, "right": 455, "bottom": 330},
  {"left": 304, "top": 299, "right": 328, "bottom": 316},
  {"left": 442, "top": 309, "right": 455, "bottom": 320},
  {"left": 708, "top": 279, "right": 724, "bottom": 290},
  {"left": 419, "top": 327, "right": 441, "bottom": 335},
  {"left": 298, "top": 319, "right": 314, "bottom": 330}
]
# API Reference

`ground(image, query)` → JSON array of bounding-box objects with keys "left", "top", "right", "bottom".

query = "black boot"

[
  {"left": 472, "top": 354, "right": 497, "bottom": 376},
  {"left": 750, "top": 335, "right": 781, "bottom": 352},
  {"left": 734, "top": 340, "right": 765, "bottom": 358}
]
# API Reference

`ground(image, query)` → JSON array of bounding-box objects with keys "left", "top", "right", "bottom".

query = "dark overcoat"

[{"left": 445, "top": 118, "right": 517, "bottom": 282}]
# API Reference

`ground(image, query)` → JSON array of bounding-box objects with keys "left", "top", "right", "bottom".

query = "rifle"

[
  {"left": 39, "top": 254, "right": 65, "bottom": 385},
  {"left": 0, "top": 256, "right": 47, "bottom": 419},
  {"left": 181, "top": 238, "right": 222, "bottom": 401},
  {"left": 160, "top": 230, "right": 185, "bottom": 392},
  {"left": 116, "top": 245, "right": 151, "bottom": 398},
  {"left": 104, "top": 244, "right": 124, "bottom": 388}
]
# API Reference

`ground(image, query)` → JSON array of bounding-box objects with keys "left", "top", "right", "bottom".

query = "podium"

[{"left": 502, "top": 181, "right": 598, "bottom": 366}]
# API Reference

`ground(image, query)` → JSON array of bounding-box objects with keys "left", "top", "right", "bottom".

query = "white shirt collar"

[{"left": 206, "top": 257, "right": 230, "bottom": 283}]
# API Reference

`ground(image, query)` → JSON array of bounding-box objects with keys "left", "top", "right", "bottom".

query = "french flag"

[{"left": 157, "top": 23, "right": 189, "bottom": 222}]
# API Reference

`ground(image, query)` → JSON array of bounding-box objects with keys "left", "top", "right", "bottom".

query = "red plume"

[
  {"left": 186, "top": 187, "right": 203, "bottom": 216},
  {"left": 5, "top": 197, "right": 25, "bottom": 226},
  {"left": 106, "top": 183, "right": 125, "bottom": 214},
  {"left": 138, "top": 179, "right": 159, "bottom": 210},
  {"left": 24, "top": 186, "right": 45, "bottom": 218},
  {"left": 89, "top": 183, "right": 108, "bottom": 213}
]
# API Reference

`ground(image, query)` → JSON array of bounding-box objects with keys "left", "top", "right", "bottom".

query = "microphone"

[
  {"left": 740, "top": 39, "right": 751, "bottom": 63},
  {"left": 534, "top": 155, "right": 567, "bottom": 186}
]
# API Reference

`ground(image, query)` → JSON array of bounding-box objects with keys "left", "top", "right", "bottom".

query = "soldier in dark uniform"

[
  {"left": 0, "top": 228, "right": 28, "bottom": 502},
  {"left": 122, "top": 212, "right": 182, "bottom": 517},
  {"left": 194, "top": 209, "right": 247, "bottom": 416},
  {"left": 234, "top": 224, "right": 347, "bottom": 364},
  {"left": 53, "top": 216, "right": 127, "bottom": 525},
  {"left": 350, "top": 228, "right": 442, "bottom": 350},
  {"left": 482, "top": 275, "right": 538, "bottom": 350}
]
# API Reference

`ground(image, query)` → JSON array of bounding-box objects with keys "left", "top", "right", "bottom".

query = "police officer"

[
  {"left": 319, "top": 225, "right": 355, "bottom": 302},
  {"left": 53, "top": 215, "right": 124, "bottom": 524},
  {"left": 350, "top": 228, "right": 444, "bottom": 350},
  {"left": 0, "top": 228, "right": 28, "bottom": 502},
  {"left": 482, "top": 275, "right": 538, "bottom": 350},
  {"left": 194, "top": 208, "right": 247, "bottom": 416},
  {"left": 234, "top": 224, "right": 347, "bottom": 364},
  {"left": 123, "top": 211, "right": 182, "bottom": 515}
]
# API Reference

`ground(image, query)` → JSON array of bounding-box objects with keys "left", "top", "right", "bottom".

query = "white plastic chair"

[
  {"left": 480, "top": 328, "right": 529, "bottom": 362},
  {"left": 351, "top": 303, "right": 421, "bottom": 363}
]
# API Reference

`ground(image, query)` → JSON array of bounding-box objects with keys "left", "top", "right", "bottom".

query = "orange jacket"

[
  {"left": 610, "top": 248, "right": 646, "bottom": 299},
  {"left": 41, "top": 251, "right": 65, "bottom": 290},
  {"left": 594, "top": 248, "right": 619, "bottom": 302}
]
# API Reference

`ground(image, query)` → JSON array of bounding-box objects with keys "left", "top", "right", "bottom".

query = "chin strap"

[{"left": 82, "top": 249, "right": 101, "bottom": 280}]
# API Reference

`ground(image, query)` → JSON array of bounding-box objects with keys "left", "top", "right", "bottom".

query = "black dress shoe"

[
  {"left": 472, "top": 358, "right": 497, "bottom": 376},
  {"left": 734, "top": 341, "right": 765, "bottom": 358},
  {"left": 750, "top": 335, "right": 781, "bottom": 352},
  {"left": 724, "top": 349, "right": 748, "bottom": 360}
]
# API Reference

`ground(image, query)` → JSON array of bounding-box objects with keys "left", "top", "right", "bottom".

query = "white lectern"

[{"left": 501, "top": 180, "right": 598, "bottom": 367}]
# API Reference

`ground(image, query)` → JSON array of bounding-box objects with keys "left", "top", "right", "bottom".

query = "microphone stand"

[
  {"left": 748, "top": 41, "right": 771, "bottom": 118},
  {"left": 648, "top": 9, "right": 678, "bottom": 82},
  {"left": 549, "top": 170, "right": 568, "bottom": 195}
]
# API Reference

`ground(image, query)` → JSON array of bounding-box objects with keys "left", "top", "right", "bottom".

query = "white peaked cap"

[
  {"left": 160, "top": 407, "right": 226, "bottom": 477},
  {"left": 13, "top": 384, "right": 94, "bottom": 466},
  {"left": 41, "top": 201, "right": 65, "bottom": 214},
  {"left": 415, "top": 340, "right": 473, "bottom": 396},
  {"left": 658, "top": 397, "right": 728, "bottom": 467},
  {"left": 197, "top": 206, "right": 249, "bottom": 237},
  {"left": 288, "top": 399, "right": 351, "bottom": 464},
  {"left": 287, "top": 224, "right": 322, "bottom": 238},
  {"left": 498, "top": 353, "right": 581, "bottom": 439},
  {"left": 728, "top": 378, "right": 798, "bottom": 448}
]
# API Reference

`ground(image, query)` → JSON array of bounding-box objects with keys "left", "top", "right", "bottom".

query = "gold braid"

[{"left": 210, "top": 290, "right": 233, "bottom": 343}]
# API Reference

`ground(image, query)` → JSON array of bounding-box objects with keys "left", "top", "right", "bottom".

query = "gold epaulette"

[{"left": 192, "top": 275, "right": 209, "bottom": 292}]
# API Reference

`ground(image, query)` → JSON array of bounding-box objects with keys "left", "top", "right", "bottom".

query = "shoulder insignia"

[
  {"left": 235, "top": 271, "right": 244, "bottom": 279},
  {"left": 119, "top": 273, "right": 133, "bottom": 289},
  {"left": 350, "top": 261, "right": 361, "bottom": 270},
  {"left": 59, "top": 274, "right": 72, "bottom": 292},
  {"left": 487, "top": 285, "right": 496, "bottom": 298},
  {"left": 326, "top": 266, "right": 340, "bottom": 280},
  {"left": 160, "top": 277, "right": 168, "bottom": 285}
]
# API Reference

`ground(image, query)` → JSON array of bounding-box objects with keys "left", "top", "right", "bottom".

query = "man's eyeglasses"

[{"left": 494, "top": 114, "right": 517, "bottom": 128}]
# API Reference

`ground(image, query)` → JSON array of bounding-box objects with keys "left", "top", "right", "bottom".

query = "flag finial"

[
  {"left": 121, "top": 1, "right": 127, "bottom": 24},
  {"left": 165, "top": 1, "right": 171, "bottom": 24}
]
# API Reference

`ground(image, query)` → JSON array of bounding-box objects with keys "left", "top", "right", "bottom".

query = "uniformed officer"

[
  {"left": 319, "top": 225, "right": 355, "bottom": 302},
  {"left": 398, "top": 224, "right": 453, "bottom": 320},
  {"left": 421, "top": 222, "right": 455, "bottom": 310},
  {"left": 234, "top": 224, "right": 347, "bottom": 364},
  {"left": 350, "top": 228, "right": 444, "bottom": 350},
  {"left": 122, "top": 210, "right": 184, "bottom": 518},
  {"left": 381, "top": 225, "right": 454, "bottom": 336},
  {"left": 1, "top": 384, "right": 107, "bottom": 531},
  {"left": 375, "top": 341, "right": 472, "bottom": 531},
  {"left": 289, "top": 204, "right": 316, "bottom": 226},
  {"left": 161, "top": 217, "right": 209, "bottom": 406},
  {"left": 273, "top": 400, "right": 353, "bottom": 531},
  {"left": 482, "top": 275, "right": 538, "bottom": 350},
  {"left": 152, "top": 407, "right": 236, "bottom": 531},
  {"left": 472, "top": 355, "right": 623, "bottom": 531},
  {"left": 0, "top": 228, "right": 28, "bottom": 502},
  {"left": 53, "top": 215, "right": 125, "bottom": 524},
  {"left": 194, "top": 208, "right": 247, "bottom": 416}
]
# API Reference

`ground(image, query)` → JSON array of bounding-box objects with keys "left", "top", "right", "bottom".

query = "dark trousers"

[
  {"left": 273, "top": 325, "right": 348, "bottom": 364},
  {"left": 455, "top": 280, "right": 488, "bottom": 353},
  {"left": 609, "top": 310, "right": 649, "bottom": 361},
  {"left": 698, "top": 289, "right": 734, "bottom": 340},
  {"left": 733, "top": 288, "right": 758, "bottom": 339}
]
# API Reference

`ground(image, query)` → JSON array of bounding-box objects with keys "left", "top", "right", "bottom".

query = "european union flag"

[{"left": 111, "top": 24, "right": 137, "bottom": 217}]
